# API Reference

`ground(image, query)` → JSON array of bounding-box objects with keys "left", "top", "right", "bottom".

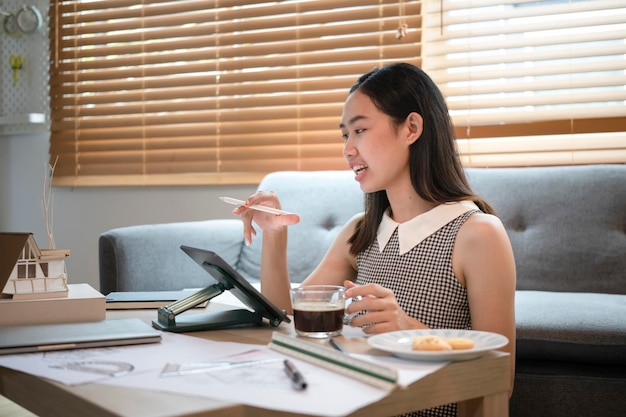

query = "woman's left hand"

[{"left": 343, "top": 280, "right": 427, "bottom": 334}]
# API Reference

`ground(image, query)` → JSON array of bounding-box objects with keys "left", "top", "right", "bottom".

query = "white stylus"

[{"left": 219, "top": 197, "right": 293, "bottom": 216}]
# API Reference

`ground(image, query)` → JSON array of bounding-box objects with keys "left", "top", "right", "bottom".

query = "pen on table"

[
  {"left": 328, "top": 338, "right": 348, "bottom": 354},
  {"left": 283, "top": 359, "right": 307, "bottom": 391}
]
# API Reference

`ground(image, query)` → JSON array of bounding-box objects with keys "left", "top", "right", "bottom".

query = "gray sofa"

[{"left": 99, "top": 165, "right": 626, "bottom": 417}]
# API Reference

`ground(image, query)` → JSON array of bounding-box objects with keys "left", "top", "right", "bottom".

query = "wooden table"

[{"left": 0, "top": 307, "right": 510, "bottom": 417}]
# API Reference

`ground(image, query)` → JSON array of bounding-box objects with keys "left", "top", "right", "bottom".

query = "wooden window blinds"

[
  {"left": 49, "top": 1, "right": 422, "bottom": 186},
  {"left": 422, "top": 0, "right": 626, "bottom": 166}
]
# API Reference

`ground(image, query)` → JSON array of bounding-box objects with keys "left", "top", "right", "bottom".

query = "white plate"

[{"left": 367, "top": 329, "right": 508, "bottom": 362}]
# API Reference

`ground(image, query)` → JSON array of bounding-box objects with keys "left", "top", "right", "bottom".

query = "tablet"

[{"left": 180, "top": 245, "right": 290, "bottom": 327}]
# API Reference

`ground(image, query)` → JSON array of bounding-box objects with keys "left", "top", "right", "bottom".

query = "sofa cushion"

[
  {"left": 99, "top": 220, "right": 245, "bottom": 293},
  {"left": 466, "top": 165, "right": 626, "bottom": 295},
  {"left": 515, "top": 290, "right": 626, "bottom": 365}
]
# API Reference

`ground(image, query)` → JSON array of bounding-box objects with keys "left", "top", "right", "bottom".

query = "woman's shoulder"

[
  {"left": 308, "top": 212, "right": 362, "bottom": 279},
  {"left": 458, "top": 211, "right": 510, "bottom": 247},
  {"left": 463, "top": 210, "right": 505, "bottom": 230},
  {"left": 347, "top": 211, "right": 365, "bottom": 224},
  {"left": 335, "top": 212, "right": 364, "bottom": 249},
  {"left": 338, "top": 212, "right": 365, "bottom": 236},
  {"left": 320, "top": 212, "right": 365, "bottom": 247}
]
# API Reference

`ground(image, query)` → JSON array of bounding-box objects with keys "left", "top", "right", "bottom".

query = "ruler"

[{"left": 269, "top": 332, "right": 398, "bottom": 390}]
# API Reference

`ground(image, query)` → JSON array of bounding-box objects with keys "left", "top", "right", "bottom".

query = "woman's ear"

[{"left": 405, "top": 112, "right": 423, "bottom": 145}]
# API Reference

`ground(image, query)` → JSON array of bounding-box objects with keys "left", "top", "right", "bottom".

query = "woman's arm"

[
  {"left": 233, "top": 193, "right": 359, "bottom": 314},
  {"left": 455, "top": 213, "right": 517, "bottom": 392},
  {"left": 232, "top": 191, "right": 299, "bottom": 312}
]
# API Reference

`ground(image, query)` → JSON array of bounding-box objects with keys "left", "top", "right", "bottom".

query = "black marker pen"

[{"left": 283, "top": 359, "right": 307, "bottom": 391}]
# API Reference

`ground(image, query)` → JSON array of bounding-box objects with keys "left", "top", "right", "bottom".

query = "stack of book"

[
  {"left": 105, "top": 289, "right": 208, "bottom": 310},
  {"left": 0, "top": 283, "right": 105, "bottom": 326}
]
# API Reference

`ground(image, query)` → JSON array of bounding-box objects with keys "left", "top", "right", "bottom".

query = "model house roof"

[{"left": 0, "top": 233, "right": 70, "bottom": 290}]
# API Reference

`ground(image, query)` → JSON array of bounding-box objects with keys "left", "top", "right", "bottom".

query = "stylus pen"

[
  {"left": 219, "top": 196, "right": 293, "bottom": 216},
  {"left": 328, "top": 338, "right": 348, "bottom": 354},
  {"left": 283, "top": 359, "right": 307, "bottom": 391}
]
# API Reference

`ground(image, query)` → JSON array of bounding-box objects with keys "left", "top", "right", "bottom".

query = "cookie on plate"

[
  {"left": 412, "top": 335, "right": 452, "bottom": 351},
  {"left": 446, "top": 337, "right": 475, "bottom": 350}
]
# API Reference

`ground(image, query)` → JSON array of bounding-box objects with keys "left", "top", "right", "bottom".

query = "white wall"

[{"left": 0, "top": 132, "right": 256, "bottom": 292}]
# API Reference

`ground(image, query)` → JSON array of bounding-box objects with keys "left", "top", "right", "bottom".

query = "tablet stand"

[{"left": 152, "top": 283, "right": 263, "bottom": 332}]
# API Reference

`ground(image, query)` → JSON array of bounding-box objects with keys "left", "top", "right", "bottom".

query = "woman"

[{"left": 234, "top": 63, "right": 516, "bottom": 417}]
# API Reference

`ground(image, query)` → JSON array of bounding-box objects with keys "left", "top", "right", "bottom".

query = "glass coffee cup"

[{"left": 290, "top": 285, "right": 346, "bottom": 338}]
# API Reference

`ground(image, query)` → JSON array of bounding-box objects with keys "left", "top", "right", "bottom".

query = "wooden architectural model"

[{"left": 0, "top": 233, "right": 70, "bottom": 300}]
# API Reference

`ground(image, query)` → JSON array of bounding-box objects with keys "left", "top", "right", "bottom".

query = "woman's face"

[{"left": 340, "top": 90, "right": 416, "bottom": 194}]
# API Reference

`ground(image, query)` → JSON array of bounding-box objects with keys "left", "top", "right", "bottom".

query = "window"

[
  {"left": 422, "top": 0, "right": 626, "bottom": 166},
  {"left": 49, "top": 1, "right": 422, "bottom": 186}
]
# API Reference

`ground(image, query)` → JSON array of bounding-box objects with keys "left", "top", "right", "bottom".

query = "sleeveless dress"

[{"left": 356, "top": 201, "right": 480, "bottom": 417}]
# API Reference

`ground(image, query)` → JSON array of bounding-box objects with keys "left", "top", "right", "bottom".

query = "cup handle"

[{"left": 343, "top": 296, "right": 363, "bottom": 325}]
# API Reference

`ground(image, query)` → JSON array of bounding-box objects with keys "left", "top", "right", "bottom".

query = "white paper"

[
  {"left": 0, "top": 283, "right": 447, "bottom": 416},
  {"left": 0, "top": 332, "right": 233, "bottom": 385},
  {"left": 103, "top": 343, "right": 389, "bottom": 417},
  {"left": 100, "top": 336, "right": 446, "bottom": 416},
  {"left": 0, "top": 328, "right": 446, "bottom": 417}
]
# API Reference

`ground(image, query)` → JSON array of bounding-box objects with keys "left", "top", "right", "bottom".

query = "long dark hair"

[{"left": 348, "top": 63, "right": 495, "bottom": 255}]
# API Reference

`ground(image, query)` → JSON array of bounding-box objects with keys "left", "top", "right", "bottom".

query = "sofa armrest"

[{"left": 99, "top": 219, "right": 244, "bottom": 294}]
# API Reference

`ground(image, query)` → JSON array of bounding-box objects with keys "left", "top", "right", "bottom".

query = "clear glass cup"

[{"left": 290, "top": 285, "right": 346, "bottom": 338}]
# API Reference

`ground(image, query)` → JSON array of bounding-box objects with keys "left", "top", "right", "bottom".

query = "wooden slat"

[{"left": 49, "top": 1, "right": 423, "bottom": 186}]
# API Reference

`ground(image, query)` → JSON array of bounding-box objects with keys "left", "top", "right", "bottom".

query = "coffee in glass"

[{"left": 290, "top": 285, "right": 345, "bottom": 338}]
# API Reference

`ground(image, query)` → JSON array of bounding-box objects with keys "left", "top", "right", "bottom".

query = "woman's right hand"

[{"left": 231, "top": 191, "right": 300, "bottom": 245}]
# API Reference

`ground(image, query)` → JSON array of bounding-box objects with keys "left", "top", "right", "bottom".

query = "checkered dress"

[{"left": 356, "top": 209, "right": 478, "bottom": 417}]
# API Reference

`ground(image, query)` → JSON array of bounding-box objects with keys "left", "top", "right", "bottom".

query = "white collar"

[{"left": 377, "top": 201, "right": 479, "bottom": 255}]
